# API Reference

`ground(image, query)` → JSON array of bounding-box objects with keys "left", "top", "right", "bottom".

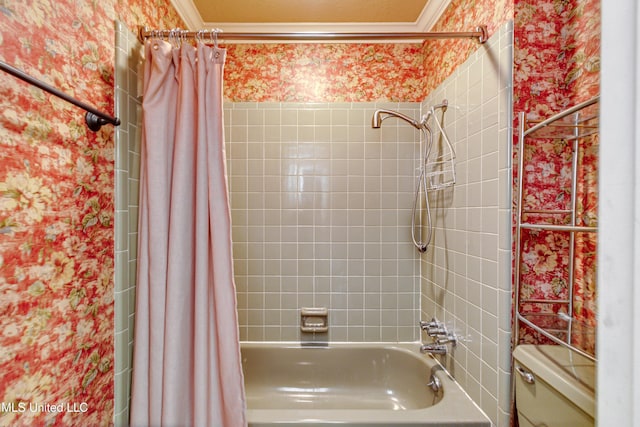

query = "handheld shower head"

[{"left": 372, "top": 109, "right": 421, "bottom": 129}]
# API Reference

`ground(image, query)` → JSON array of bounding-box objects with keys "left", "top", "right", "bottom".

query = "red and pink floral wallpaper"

[
  {"left": 513, "top": 0, "right": 600, "bottom": 354},
  {"left": 1, "top": 0, "right": 600, "bottom": 423},
  {"left": 224, "top": 42, "right": 426, "bottom": 102},
  {"left": 0, "top": 1, "right": 181, "bottom": 425},
  {"left": 1, "top": 0, "right": 511, "bottom": 424},
  {"left": 222, "top": 0, "right": 514, "bottom": 103},
  {"left": 423, "top": 0, "right": 514, "bottom": 96}
]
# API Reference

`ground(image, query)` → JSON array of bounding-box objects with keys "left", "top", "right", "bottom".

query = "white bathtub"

[{"left": 241, "top": 342, "right": 490, "bottom": 426}]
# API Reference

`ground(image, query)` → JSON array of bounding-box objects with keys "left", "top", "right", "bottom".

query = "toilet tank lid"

[{"left": 513, "top": 344, "right": 596, "bottom": 418}]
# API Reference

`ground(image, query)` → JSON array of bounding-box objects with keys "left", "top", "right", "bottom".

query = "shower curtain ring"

[
  {"left": 173, "top": 28, "right": 183, "bottom": 47},
  {"left": 151, "top": 30, "right": 161, "bottom": 50}
]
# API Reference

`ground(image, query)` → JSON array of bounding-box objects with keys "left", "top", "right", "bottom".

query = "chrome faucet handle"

[
  {"left": 420, "top": 319, "right": 448, "bottom": 336},
  {"left": 420, "top": 343, "right": 448, "bottom": 355},
  {"left": 436, "top": 333, "right": 458, "bottom": 346},
  {"left": 420, "top": 318, "right": 443, "bottom": 330},
  {"left": 427, "top": 326, "right": 448, "bottom": 336},
  {"left": 419, "top": 319, "right": 437, "bottom": 329}
]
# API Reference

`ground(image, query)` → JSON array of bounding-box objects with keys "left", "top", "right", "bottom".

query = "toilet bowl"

[{"left": 513, "top": 344, "right": 595, "bottom": 427}]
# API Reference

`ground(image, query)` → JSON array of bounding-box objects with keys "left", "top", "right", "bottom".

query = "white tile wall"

[
  {"left": 225, "top": 102, "right": 423, "bottom": 342},
  {"left": 113, "top": 20, "right": 142, "bottom": 427},
  {"left": 420, "top": 21, "right": 513, "bottom": 427}
]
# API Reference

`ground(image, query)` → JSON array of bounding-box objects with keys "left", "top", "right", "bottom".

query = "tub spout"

[
  {"left": 426, "top": 374, "right": 442, "bottom": 393},
  {"left": 420, "top": 343, "right": 448, "bottom": 355}
]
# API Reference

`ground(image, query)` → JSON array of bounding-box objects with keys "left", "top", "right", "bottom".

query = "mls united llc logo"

[{"left": 1, "top": 401, "right": 88, "bottom": 414}]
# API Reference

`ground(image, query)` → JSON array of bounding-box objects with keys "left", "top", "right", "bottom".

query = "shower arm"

[
  {"left": 372, "top": 109, "right": 422, "bottom": 129},
  {"left": 372, "top": 100, "right": 448, "bottom": 130}
]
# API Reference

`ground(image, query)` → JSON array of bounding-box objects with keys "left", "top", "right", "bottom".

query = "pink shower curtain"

[{"left": 130, "top": 39, "right": 246, "bottom": 427}]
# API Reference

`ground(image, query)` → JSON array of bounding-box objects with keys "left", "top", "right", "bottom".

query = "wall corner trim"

[
  {"left": 169, "top": 0, "right": 204, "bottom": 30},
  {"left": 416, "top": 0, "right": 453, "bottom": 31}
]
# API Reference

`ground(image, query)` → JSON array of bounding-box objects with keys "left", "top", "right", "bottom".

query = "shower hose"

[{"left": 411, "top": 122, "right": 434, "bottom": 253}]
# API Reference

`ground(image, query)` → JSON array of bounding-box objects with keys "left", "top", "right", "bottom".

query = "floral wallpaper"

[
  {"left": 422, "top": 0, "right": 514, "bottom": 96},
  {"left": 513, "top": 0, "right": 600, "bottom": 355},
  {"left": 224, "top": 43, "right": 426, "bottom": 102},
  {"left": 222, "top": 0, "right": 514, "bottom": 103},
  {"left": 0, "top": 0, "right": 601, "bottom": 423},
  {"left": 0, "top": 0, "right": 181, "bottom": 425},
  {"left": 0, "top": 0, "right": 510, "bottom": 424}
]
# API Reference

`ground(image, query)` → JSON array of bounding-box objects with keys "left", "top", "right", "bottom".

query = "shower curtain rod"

[
  {"left": 0, "top": 60, "right": 121, "bottom": 132},
  {"left": 138, "top": 25, "right": 488, "bottom": 44}
]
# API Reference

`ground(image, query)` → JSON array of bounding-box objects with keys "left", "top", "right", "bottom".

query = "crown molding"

[
  {"left": 415, "top": 0, "right": 452, "bottom": 31},
  {"left": 169, "top": 0, "right": 453, "bottom": 36},
  {"left": 169, "top": 0, "right": 204, "bottom": 29},
  {"left": 201, "top": 21, "right": 431, "bottom": 33}
]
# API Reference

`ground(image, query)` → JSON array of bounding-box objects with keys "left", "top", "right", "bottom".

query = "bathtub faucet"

[
  {"left": 419, "top": 318, "right": 458, "bottom": 355},
  {"left": 420, "top": 343, "right": 448, "bottom": 355}
]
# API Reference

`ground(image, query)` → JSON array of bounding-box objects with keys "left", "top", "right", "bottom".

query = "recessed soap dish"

[{"left": 300, "top": 307, "right": 328, "bottom": 333}]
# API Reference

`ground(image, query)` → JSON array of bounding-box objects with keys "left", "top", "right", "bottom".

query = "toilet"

[{"left": 513, "top": 344, "right": 595, "bottom": 427}]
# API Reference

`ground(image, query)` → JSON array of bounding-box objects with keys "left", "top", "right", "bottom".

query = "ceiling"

[{"left": 170, "top": 0, "right": 452, "bottom": 34}]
